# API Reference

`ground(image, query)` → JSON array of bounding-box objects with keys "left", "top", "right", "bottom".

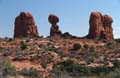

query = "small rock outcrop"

[
  {"left": 48, "top": 14, "right": 62, "bottom": 36},
  {"left": 87, "top": 12, "right": 114, "bottom": 40},
  {"left": 62, "top": 32, "right": 77, "bottom": 39},
  {"left": 14, "top": 12, "right": 39, "bottom": 37}
]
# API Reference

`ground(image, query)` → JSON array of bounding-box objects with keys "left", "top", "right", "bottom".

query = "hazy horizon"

[{"left": 0, "top": 0, "right": 120, "bottom": 38}]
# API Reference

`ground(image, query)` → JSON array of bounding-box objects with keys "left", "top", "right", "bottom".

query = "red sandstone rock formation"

[
  {"left": 103, "top": 15, "right": 114, "bottom": 40},
  {"left": 48, "top": 14, "right": 62, "bottom": 36},
  {"left": 87, "top": 12, "right": 114, "bottom": 40},
  {"left": 14, "top": 12, "right": 39, "bottom": 37}
]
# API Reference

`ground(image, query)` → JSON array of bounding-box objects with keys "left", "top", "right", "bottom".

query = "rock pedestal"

[
  {"left": 87, "top": 12, "right": 114, "bottom": 40},
  {"left": 14, "top": 12, "right": 39, "bottom": 37},
  {"left": 48, "top": 14, "right": 62, "bottom": 36}
]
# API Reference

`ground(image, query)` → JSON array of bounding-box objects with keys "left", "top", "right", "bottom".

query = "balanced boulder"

[{"left": 48, "top": 14, "right": 62, "bottom": 36}]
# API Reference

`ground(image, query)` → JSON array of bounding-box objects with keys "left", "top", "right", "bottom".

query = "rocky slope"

[{"left": 0, "top": 36, "right": 120, "bottom": 78}]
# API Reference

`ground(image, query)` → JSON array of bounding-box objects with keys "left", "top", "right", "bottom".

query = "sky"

[{"left": 0, "top": 0, "right": 120, "bottom": 38}]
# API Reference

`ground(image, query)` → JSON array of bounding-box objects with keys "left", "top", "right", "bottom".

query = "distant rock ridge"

[
  {"left": 87, "top": 12, "right": 114, "bottom": 40},
  {"left": 14, "top": 12, "right": 39, "bottom": 37}
]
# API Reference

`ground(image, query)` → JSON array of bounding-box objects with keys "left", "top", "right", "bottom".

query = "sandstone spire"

[
  {"left": 87, "top": 12, "right": 114, "bottom": 40},
  {"left": 14, "top": 12, "right": 39, "bottom": 37}
]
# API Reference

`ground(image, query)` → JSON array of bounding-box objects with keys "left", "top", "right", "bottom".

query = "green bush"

[
  {"left": 0, "top": 47, "right": 3, "bottom": 52},
  {"left": 115, "top": 39, "right": 120, "bottom": 43},
  {"left": 90, "top": 66, "right": 111, "bottom": 76},
  {"left": 62, "top": 59, "right": 73, "bottom": 67},
  {"left": 41, "top": 62, "right": 47, "bottom": 68},
  {"left": 3, "top": 49, "right": 11, "bottom": 56},
  {"left": 39, "top": 44, "right": 57, "bottom": 52},
  {"left": 8, "top": 38, "right": 13, "bottom": 42},
  {"left": 107, "top": 42, "right": 114, "bottom": 49},
  {"left": 89, "top": 46, "right": 95, "bottom": 52},
  {"left": 61, "top": 59, "right": 89, "bottom": 76},
  {"left": 52, "top": 66, "right": 61, "bottom": 75},
  {"left": 20, "top": 67, "right": 38, "bottom": 77},
  {"left": 61, "top": 59, "right": 73, "bottom": 72},
  {"left": 20, "top": 43, "right": 27, "bottom": 50},
  {"left": 39, "top": 44, "right": 47, "bottom": 49},
  {"left": 113, "top": 60, "right": 120, "bottom": 68},
  {"left": 47, "top": 46, "right": 57, "bottom": 52},
  {"left": 73, "top": 43, "right": 81, "bottom": 50},
  {"left": 0, "top": 57, "right": 18, "bottom": 77},
  {"left": 83, "top": 44, "right": 89, "bottom": 49}
]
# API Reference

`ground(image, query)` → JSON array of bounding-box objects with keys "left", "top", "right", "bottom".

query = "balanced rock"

[
  {"left": 87, "top": 12, "right": 114, "bottom": 40},
  {"left": 14, "top": 12, "right": 39, "bottom": 37},
  {"left": 48, "top": 14, "right": 62, "bottom": 36}
]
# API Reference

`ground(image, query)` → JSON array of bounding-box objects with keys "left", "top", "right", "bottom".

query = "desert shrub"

[
  {"left": 39, "top": 44, "right": 47, "bottom": 48},
  {"left": 0, "top": 47, "right": 3, "bottom": 52},
  {"left": 115, "top": 39, "right": 120, "bottom": 43},
  {"left": 86, "top": 56, "right": 94, "bottom": 64},
  {"left": 47, "top": 46, "right": 57, "bottom": 52},
  {"left": 83, "top": 44, "right": 89, "bottom": 49},
  {"left": 20, "top": 43, "right": 28, "bottom": 50},
  {"left": 113, "top": 60, "right": 120, "bottom": 69},
  {"left": 90, "top": 66, "right": 111, "bottom": 76},
  {"left": 89, "top": 46, "right": 95, "bottom": 52},
  {"left": 39, "top": 44, "right": 57, "bottom": 52},
  {"left": 87, "top": 47, "right": 98, "bottom": 64},
  {"left": 29, "top": 67, "right": 38, "bottom": 77},
  {"left": 13, "top": 51, "right": 28, "bottom": 61},
  {"left": 62, "top": 59, "right": 73, "bottom": 67},
  {"left": 68, "top": 53, "right": 76, "bottom": 58},
  {"left": 4, "top": 37, "right": 9, "bottom": 40},
  {"left": 25, "top": 39, "right": 30, "bottom": 42},
  {"left": 61, "top": 59, "right": 89, "bottom": 76},
  {"left": 20, "top": 68, "right": 30, "bottom": 76},
  {"left": 41, "top": 62, "right": 47, "bottom": 68},
  {"left": 72, "top": 64, "right": 89, "bottom": 75},
  {"left": 60, "top": 59, "right": 117, "bottom": 77},
  {"left": 105, "top": 69, "right": 120, "bottom": 78},
  {"left": 57, "top": 51, "right": 67, "bottom": 57},
  {"left": 106, "top": 42, "right": 114, "bottom": 49},
  {"left": 20, "top": 67, "right": 38, "bottom": 77},
  {"left": 73, "top": 43, "right": 81, "bottom": 50},
  {"left": 0, "top": 57, "right": 18, "bottom": 77},
  {"left": 52, "top": 65, "right": 61, "bottom": 76},
  {"left": 113, "top": 68, "right": 120, "bottom": 78},
  {"left": 2, "top": 49, "right": 11, "bottom": 56},
  {"left": 8, "top": 38, "right": 13, "bottom": 42}
]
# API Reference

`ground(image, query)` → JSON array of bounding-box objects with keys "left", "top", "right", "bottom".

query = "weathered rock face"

[
  {"left": 88, "top": 12, "right": 104, "bottom": 39},
  {"left": 48, "top": 14, "right": 62, "bottom": 36},
  {"left": 87, "top": 12, "right": 114, "bottom": 40},
  {"left": 103, "top": 15, "right": 114, "bottom": 40},
  {"left": 14, "top": 12, "right": 39, "bottom": 37}
]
